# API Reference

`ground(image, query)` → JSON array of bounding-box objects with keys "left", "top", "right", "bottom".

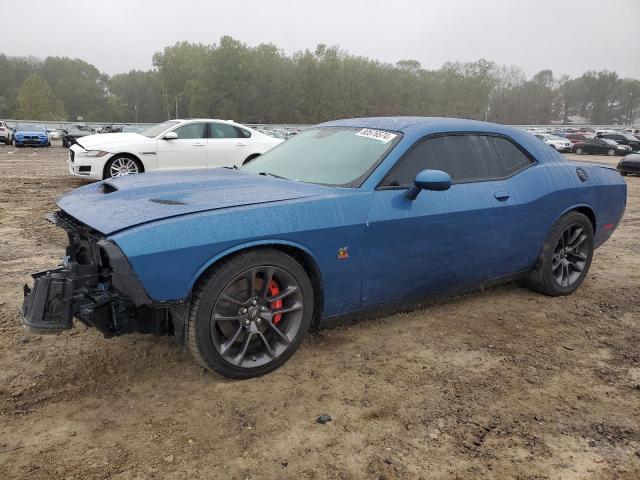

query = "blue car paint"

[
  {"left": 14, "top": 125, "right": 49, "bottom": 146},
  {"left": 55, "top": 117, "right": 626, "bottom": 322}
]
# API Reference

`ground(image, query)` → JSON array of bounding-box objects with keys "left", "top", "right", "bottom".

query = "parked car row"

[
  {"left": 254, "top": 126, "right": 300, "bottom": 140},
  {"left": 0, "top": 121, "right": 63, "bottom": 146},
  {"left": 530, "top": 127, "right": 639, "bottom": 156}
]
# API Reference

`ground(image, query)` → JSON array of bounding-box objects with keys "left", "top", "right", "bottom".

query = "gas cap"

[{"left": 576, "top": 168, "right": 588, "bottom": 182}]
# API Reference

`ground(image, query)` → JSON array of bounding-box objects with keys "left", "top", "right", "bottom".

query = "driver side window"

[
  {"left": 381, "top": 134, "right": 507, "bottom": 187},
  {"left": 173, "top": 123, "right": 206, "bottom": 139}
]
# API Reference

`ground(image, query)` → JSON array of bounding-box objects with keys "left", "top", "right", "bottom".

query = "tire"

[
  {"left": 187, "top": 249, "right": 314, "bottom": 379},
  {"left": 104, "top": 155, "right": 143, "bottom": 179},
  {"left": 575, "top": 147, "right": 584, "bottom": 155},
  {"left": 607, "top": 148, "right": 615, "bottom": 156},
  {"left": 526, "top": 211, "right": 594, "bottom": 296}
]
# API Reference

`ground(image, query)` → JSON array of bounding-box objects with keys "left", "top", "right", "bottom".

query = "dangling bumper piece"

[{"left": 20, "top": 211, "right": 170, "bottom": 337}]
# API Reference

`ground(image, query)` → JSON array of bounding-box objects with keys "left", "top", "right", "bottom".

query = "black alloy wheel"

[
  {"left": 551, "top": 224, "right": 589, "bottom": 288},
  {"left": 187, "top": 249, "right": 313, "bottom": 379},
  {"left": 526, "top": 211, "right": 594, "bottom": 296},
  {"left": 209, "top": 265, "right": 304, "bottom": 369}
]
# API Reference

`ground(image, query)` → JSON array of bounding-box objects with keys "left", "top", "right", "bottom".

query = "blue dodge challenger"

[{"left": 22, "top": 117, "right": 626, "bottom": 378}]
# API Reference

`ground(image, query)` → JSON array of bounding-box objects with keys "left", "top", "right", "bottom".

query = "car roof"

[
  {"left": 320, "top": 116, "right": 569, "bottom": 172},
  {"left": 318, "top": 116, "right": 526, "bottom": 136},
  {"left": 174, "top": 118, "right": 237, "bottom": 123}
]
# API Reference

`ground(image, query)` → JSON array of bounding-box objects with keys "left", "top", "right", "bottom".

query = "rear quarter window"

[{"left": 487, "top": 137, "right": 534, "bottom": 177}]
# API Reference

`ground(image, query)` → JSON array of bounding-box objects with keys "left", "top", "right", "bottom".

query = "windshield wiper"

[{"left": 258, "top": 171, "right": 289, "bottom": 180}]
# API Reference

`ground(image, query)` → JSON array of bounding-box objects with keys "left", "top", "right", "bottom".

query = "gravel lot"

[{"left": 0, "top": 145, "right": 639, "bottom": 479}]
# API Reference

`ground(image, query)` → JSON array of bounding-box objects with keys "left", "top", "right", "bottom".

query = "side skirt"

[{"left": 318, "top": 270, "right": 530, "bottom": 330}]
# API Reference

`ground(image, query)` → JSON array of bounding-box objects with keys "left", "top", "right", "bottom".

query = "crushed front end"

[{"left": 21, "top": 211, "right": 175, "bottom": 338}]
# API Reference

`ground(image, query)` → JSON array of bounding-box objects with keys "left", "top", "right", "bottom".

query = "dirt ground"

[{"left": 0, "top": 144, "right": 638, "bottom": 480}]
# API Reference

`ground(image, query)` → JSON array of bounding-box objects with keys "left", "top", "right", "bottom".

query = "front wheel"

[
  {"left": 526, "top": 212, "right": 594, "bottom": 296},
  {"left": 104, "top": 155, "right": 142, "bottom": 179},
  {"left": 187, "top": 249, "right": 314, "bottom": 379},
  {"left": 607, "top": 148, "right": 616, "bottom": 156}
]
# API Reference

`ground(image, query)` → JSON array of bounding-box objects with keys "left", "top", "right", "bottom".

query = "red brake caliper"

[{"left": 268, "top": 279, "right": 283, "bottom": 325}]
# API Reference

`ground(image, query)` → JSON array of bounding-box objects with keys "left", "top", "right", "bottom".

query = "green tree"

[
  {"left": 39, "top": 57, "right": 108, "bottom": 121},
  {"left": 15, "top": 74, "right": 66, "bottom": 120}
]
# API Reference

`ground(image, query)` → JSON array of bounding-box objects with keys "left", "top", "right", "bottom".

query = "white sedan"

[
  {"left": 534, "top": 134, "right": 572, "bottom": 152},
  {"left": 68, "top": 119, "right": 283, "bottom": 180}
]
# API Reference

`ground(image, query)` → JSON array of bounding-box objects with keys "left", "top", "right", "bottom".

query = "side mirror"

[
  {"left": 405, "top": 169, "right": 452, "bottom": 200},
  {"left": 163, "top": 131, "right": 178, "bottom": 140}
]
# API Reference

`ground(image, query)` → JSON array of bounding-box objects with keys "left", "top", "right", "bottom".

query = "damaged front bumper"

[
  {"left": 21, "top": 266, "right": 113, "bottom": 334},
  {"left": 21, "top": 211, "right": 174, "bottom": 338}
]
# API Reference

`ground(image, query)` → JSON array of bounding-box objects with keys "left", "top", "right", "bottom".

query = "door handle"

[
  {"left": 236, "top": 142, "right": 247, "bottom": 147},
  {"left": 494, "top": 191, "right": 510, "bottom": 201},
  {"left": 193, "top": 142, "right": 205, "bottom": 146}
]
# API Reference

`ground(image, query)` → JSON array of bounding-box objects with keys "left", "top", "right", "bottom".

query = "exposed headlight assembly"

[{"left": 81, "top": 150, "right": 110, "bottom": 157}]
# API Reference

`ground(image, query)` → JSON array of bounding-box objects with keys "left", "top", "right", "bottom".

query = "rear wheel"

[
  {"left": 575, "top": 147, "right": 584, "bottom": 155},
  {"left": 526, "top": 212, "right": 594, "bottom": 296},
  {"left": 187, "top": 249, "right": 314, "bottom": 379}
]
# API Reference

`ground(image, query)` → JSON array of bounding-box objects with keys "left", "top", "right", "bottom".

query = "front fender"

[
  {"left": 109, "top": 191, "right": 372, "bottom": 316},
  {"left": 187, "top": 239, "right": 324, "bottom": 298}
]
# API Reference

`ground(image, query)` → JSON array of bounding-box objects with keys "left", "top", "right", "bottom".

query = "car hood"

[
  {"left": 75, "top": 132, "right": 150, "bottom": 149},
  {"left": 16, "top": 130, "right": 46, "bottom": 135},
  {"left": 57, "top": 168, "right": 335, "bottom": 235}
]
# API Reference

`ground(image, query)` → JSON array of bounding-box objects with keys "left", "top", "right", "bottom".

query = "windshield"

[
  {"left": 602, "top": 139, "right": 618, "bottom": 145},
  {"left": 623, "top": 134, "right": 638, "bottom": 141},
  {"left": 548, "top": 135, "right": 564, "bottom": 140},
  {"left": 142, "top": 121, "right": 180, "bottom": 138},
  {"left": 242, "top": 127, "right": 402, "bottom": 187},
  {"left": 17, "top": 123, "right": 43, "bottom": 131}
]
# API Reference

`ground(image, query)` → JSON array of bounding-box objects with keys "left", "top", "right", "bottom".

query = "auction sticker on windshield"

[{"left": 356, "top": 128, "right": 397, "bottom": 143}]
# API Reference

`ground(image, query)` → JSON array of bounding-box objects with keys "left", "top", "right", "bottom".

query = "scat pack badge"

[{"left": 337, "top": 247, "right": 349, "bottom": 260}]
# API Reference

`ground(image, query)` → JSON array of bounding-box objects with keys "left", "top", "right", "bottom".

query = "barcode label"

[{"left": 355, "top": 128, "right": 397, "bottom": 143}]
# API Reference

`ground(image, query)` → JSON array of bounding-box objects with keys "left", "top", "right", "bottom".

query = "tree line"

[{"left": 1, "top": 36, "right": 638, "bottom": 125}]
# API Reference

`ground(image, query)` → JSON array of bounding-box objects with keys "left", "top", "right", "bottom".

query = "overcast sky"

[{"left": 1, "top": 0, "right": 639, "bottom": 78}]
